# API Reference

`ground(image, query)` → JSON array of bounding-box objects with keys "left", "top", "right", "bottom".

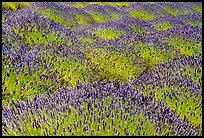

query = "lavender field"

[{"left": 2, "top": 2, "right": 202, "bottom": 136}]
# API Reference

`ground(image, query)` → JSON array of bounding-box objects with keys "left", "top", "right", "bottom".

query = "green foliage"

[
  {"left": 2, "top": 13, "right": 5, "bottom": 22},
  {"left": 89, "top": 2, "right": 104, "bottom": 5},
  {"left": 186, "top": 20, "right": 202, "bottom": 26},
  {"left": 88, "top": 11, "right": 108, "bottom": 22},
  {"left": 129, "top": 9, "right": 155, "bottom": 20},
  {"left": 64, "top": 2, "right": 125, "bottom": 8},
  {"left": 60, "top": 2, "right": 88, "bottom": 8},
  {"left": 12, "top": 24, "right": 71, "bottom": 47},
  {"left": 192, "top": 3, "right": 202, "bottom": 13},
  {"left": 85, "top": 48, "right": 141, "bottom": 82},
  {"left": 183, "top": 65, "right": 202, "bottom": 83},
  {"left": 163, "top": 5, "right": 193, "bottom": 16},
  {"left": 75, "top": 2, "right": 90, "bottom": 8},
  {"left": 183, "top": 8, "right": 193, "bottom": 14},
  {"left": 2, "top": 2, "right": 30, "bottom": 11},
  {"left": 154, "top": 22, "right": 173, "bottom": 31},
  {"left": 168, "top": 36, "right": 202, "bottom": 56},
  {"left": 2, "top": 63, "right": 55, "bottom": 106},
  {"left": 75, "top": 14, "right": 95, "bottom": 25},
  {"left": 133, "top": 42, "right": 174, "bottom": 69},
  {"left": 80, "top": 37, "right": 95, "bottom": 45},
  {"left": 105, "top": 2, "right": 134, "bottom": 7},
  {"left": 37, "top": 8, "right": 76, "bottom": 28},
  {"left": 2, "top": 2, "right": 18, "bottom": 11},
  {"left": 52, "top": 55, "right": 88, "bottom": 86},
  {"left": 92, "top": 27, "right": 122, "bottom": 40},
  {"left": 142, "top": 2, "right": 155, "bottom": 4},
  {"left": 109, "top": 12, "right": 120, "bottom": 20},
  {"left": 163, "top": 6, "right": 180, "bottom": 16},
  {"left": 130, "top": 25, "right": 149, "bottom": 36}
]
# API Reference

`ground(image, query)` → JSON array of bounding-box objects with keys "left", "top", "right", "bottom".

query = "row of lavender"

[{"left": 2, "top": 55, "right": 202, "bottom": 136}]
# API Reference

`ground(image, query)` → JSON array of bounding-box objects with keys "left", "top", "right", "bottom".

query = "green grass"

[
  {"left": 60, "top": 2, "right": 88, "bottom": 8},
  {"left": 163, "top": 6, "right": 179, "bottom": 16},
  {"left": 2, "top": 13, "right": 5, "bottom": 22},
  {"left": 162, "top": 5, "right": 193, "bottom": 16},
  {"left": 12, "top": 23, "right": 71, "bottom": 47},
  {"left": 130, "top": 25, "right": 150, "bottom": 36},
  {"left": 80, "top": 37, "right": 95, "bottom": 45},
  {"left": 109, "top": 11, "right": 120, "bottom": 20},
  {"left": 142, "top": 2, "right": 155, "bottom": 4},
  {"left": 85, "top": 48, "right": 143, "bottom": 82},
  {"left": 75, "top": 14, "right": 95, "bottom": 25},
  {"left": 168, "top": 36, "right": 202, "bottom": 56},
  {"left": 183, "top": 8, "right": 193, "bottom": 14},
  {"left": 36, "top": 8, "right": 77, "bottom": 29},
  {"left": 183, "top": 65, "right": 202, "bottom": 83},
  {"left": 89, "top": 2, "right": 104, "bottom": 5},
  {"left": 2, "top": 63, "right": 55, "bottom": 106},
  {"left": 192, "top": 3, "right": 202, "bottom": 13},
  {"left": 186, "top": 20, "right": 202, "bottom": 26},
  {"left": 2, "top": 2, "right": 31, "bottom": 11},
  {"left": 162, "top": 6, "right": 180, "bottom": 16},
  {"left": 133, "top": 41, "right": 175, "bottom": 69},
  {"left": 129, "top": 9, "right": 156, "bottom": 20},
  {"left": 105, "top": 2, "right": 134, "bottom": 7},
  {"left": 52, "top": 55, "right": 88, "bottom": 86},
  {"left": 75, "top": 2, "right": 91, "bottom": 8},
  {"left": 92, "top": 27, "right": 122, "bottom": 40},
  {"left": 154, "top": 22, "right": 173, "bottom": 31},
  {"left": 88, "top": 11, "right": 109, "bottom": 22}
]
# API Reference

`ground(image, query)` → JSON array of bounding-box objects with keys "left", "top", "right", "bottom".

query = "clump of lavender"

[{"left": 2, "top": 79, "right": 201, "bottom": 136}]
